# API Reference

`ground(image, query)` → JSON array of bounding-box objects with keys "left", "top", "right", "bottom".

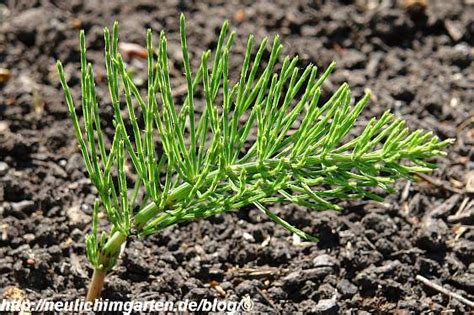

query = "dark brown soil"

[{"left": 1, "top": 0, "right": 473, "bottom": 313}]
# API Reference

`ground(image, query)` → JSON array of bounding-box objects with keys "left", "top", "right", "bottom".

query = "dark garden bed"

[{"left": 0, "top": 0, "right": 473, "bottom": 312}]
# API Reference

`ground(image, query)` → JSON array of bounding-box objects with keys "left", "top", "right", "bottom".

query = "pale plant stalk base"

[
  {"left": 86, "top": 231, "right": 127, "bottom": 300},
  {"left": 86, "top": 269, "right": 107, "bottom": 301}
]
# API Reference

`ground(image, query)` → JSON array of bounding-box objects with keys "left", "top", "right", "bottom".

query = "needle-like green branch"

[{"left": 57, "top": 14, "right": 452, "bottom": 281}]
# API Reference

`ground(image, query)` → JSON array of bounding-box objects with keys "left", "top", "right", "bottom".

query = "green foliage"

[{"left": 57, "top": 14, "right": 452, "bottom": 270}]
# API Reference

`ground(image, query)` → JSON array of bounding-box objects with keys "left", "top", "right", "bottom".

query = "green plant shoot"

[{"left": 56, "top": 14, "right": 452, "bottom": 300}]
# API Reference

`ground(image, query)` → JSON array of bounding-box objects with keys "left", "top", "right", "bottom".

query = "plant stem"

[
  {"left": 86, "top": 268, "right": 106, "bottom": 301},
  {"left": 133, "top": 153, "right": 381, "bottom": 226},
  {"left": 86, "top": 231, "right": 127, "bottom": 301}
]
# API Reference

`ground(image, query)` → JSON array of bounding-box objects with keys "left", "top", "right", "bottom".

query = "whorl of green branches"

[{"left": 57, "top": 14, "right": 451, "bottom": 271}]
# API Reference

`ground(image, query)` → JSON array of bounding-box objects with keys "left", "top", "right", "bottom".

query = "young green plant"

[{"left": 56, "top": 15, "right": 452, "bottom": 300}]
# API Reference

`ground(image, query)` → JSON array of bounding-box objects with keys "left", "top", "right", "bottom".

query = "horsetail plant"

[{"left": 56, "top": 14, "right": 452, "bottom": 300}]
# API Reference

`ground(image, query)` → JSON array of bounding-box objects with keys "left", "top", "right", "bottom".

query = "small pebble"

[
  {"left": 313, "top": 254, "right": 338, "bottom": 268},
  {"left": 0, "top": 161, "right": 9, "bottom": 176},
  {"left": 23, "top": 233, "right": 35, "bottom": 243},
  {"left": 11, "top": 200, "right": 35, "bottom": 214},
  {"left": 312, "top": 297, "right": 338, "bottom": 314},
  {"left": 242, "top": 232, "right": 255, "bottom": 242}
]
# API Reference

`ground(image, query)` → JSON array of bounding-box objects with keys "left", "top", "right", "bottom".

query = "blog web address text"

[{"left": 0, "top": 297, "right": 254, "bottom": 313}]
